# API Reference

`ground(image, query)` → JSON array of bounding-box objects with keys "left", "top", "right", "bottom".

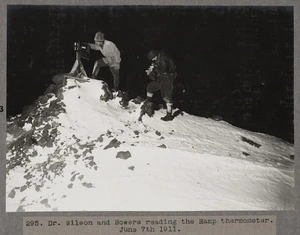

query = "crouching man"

[
  {"left": 90, "top": 31, "right": 121, "bottom": 91},
  {"left": 145, "top": 49, "right": 177, "bottom": 121},
  {"left": 69, "top": 31, "right": 121, "bottom": 91}
]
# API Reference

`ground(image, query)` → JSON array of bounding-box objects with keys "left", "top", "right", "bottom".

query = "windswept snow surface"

[{"left": 6, "top": 78, "right": 294, "bottom": 211}]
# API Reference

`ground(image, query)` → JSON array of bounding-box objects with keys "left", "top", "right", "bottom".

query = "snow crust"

[{"left": 6, "top": 78, "right": 294, "bottom": 211}]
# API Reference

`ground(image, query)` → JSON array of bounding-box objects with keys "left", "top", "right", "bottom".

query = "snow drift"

[{"left": 6, "top": 74, "right": 294, "bottom": 211}]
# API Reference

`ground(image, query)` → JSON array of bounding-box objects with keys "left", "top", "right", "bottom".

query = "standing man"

[
  {"left": 89, "top": 31, "right": 121, "bottom": 91},
  {"left": 145, "top": 49, "right": 177, "bottom": 121}
]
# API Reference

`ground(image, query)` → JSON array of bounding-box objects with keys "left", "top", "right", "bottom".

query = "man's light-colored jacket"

[{"left": 89, "top": 40, "right": 121, "bottom": 69}]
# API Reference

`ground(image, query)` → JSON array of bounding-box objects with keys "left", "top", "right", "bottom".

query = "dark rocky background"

[{"left": 7, "top": 5, "right": 294, "bottom": 143}]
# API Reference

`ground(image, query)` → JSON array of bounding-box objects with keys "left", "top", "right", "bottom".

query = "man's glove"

[{"left": 145, "top": 64, "right": 155, "bottom": 75}]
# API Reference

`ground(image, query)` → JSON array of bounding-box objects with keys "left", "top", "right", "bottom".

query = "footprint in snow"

[
  {"left": 155, "top": 131, "right": 161, "bottom": 136},
  {"left": 89, "top": 161, "right": 97, "bottom": 167},
  {"left": 82, "top": 182, "right": 94, "bottom": 188},
  {"left": 78, "top": 175, "right": 84, "bottom": 180},
  {"left": 158, "top": 144, "right": 167, "bottom": 148},
  {"left": 70, "top": 173, "right": 79, "bottom": 182}
]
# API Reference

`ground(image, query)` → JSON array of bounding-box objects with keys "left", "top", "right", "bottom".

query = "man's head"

[
  {"left": 147, "top": 50, "right": 159, "bottom": 61},
  {"left": 94, "top": 31, "right": 105, "bottom": 46}
]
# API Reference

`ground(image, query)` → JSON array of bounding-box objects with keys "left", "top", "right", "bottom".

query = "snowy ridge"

[{"left": 6, "top": 77, "right": 294, "bottom": 211}]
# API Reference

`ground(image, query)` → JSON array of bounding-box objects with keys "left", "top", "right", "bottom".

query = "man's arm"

[
  {"left": 157, "top": 55, "right": 176, "bottom": 74},
  {"left": 157, "top": 56, "right": 168, "bottom": 74}
]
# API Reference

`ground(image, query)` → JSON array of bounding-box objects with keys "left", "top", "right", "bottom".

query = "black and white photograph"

[{"left": 5, "top": 4, "right": 295, "bottom": 213}]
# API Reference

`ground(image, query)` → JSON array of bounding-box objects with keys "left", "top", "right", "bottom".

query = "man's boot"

[
  {"left": 161, "top": 112, "right": 173, "bottom": 121},
  {"left": 161, "top": 102, "right": 173, "bottom": 121},
  {"left": 144, "top": 93, "right": 154, "bottom": 116},
  {"left": 139, "top": 99, "right": 153, "bottom": 121},
  {"left": 144, "top": 100, "right": 154, "bottom": 117}
]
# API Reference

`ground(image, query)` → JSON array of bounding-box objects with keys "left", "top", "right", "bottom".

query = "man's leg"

[
  {"left": 109, "top": 66, "right": 120, "bottom": 91},
  {"left": 146, "top": 92, "right": 153, "bottom": 101},
  {"left": 161, "top": 75, "right": 174, "bottom": 121},
  {"left": 144, "top": 81, "right": 161, "bottom": 117}
]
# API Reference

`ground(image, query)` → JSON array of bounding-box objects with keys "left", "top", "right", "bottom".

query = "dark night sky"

[{"left": 7, "top": 5, "right": 294, "bottom": 142}]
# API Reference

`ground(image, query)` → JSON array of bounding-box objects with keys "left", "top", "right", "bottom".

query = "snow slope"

[{"left": 6, "top": 77, "right": 294, "bottom": 211}]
